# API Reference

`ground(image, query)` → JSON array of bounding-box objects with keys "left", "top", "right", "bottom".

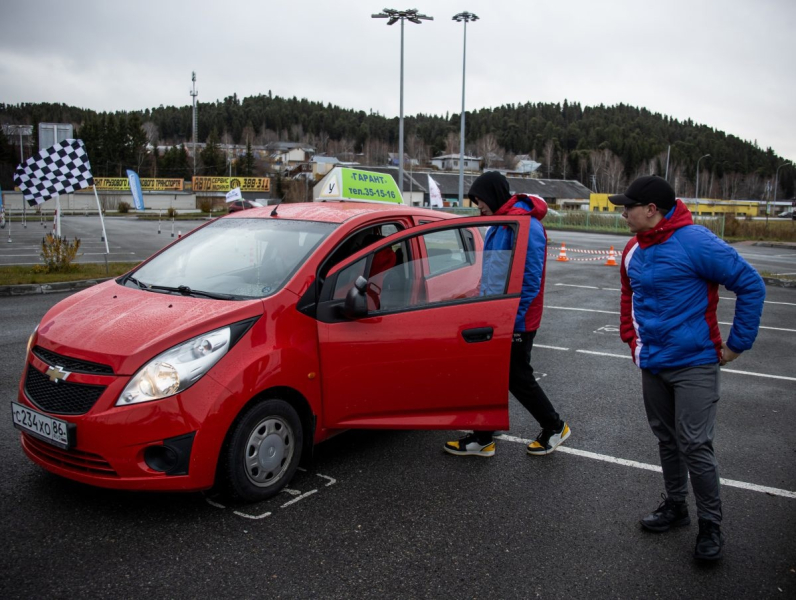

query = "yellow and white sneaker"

[
  {"left": 444, "top": 433, "right": 495, "bottom": 457},
  {"left": 527, "top": 422, "right": 571, "bottom": 456}
]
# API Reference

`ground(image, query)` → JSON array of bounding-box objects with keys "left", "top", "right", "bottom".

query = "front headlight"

[{"left": 117, "top": 327, "right": 231, "bottom": 406}]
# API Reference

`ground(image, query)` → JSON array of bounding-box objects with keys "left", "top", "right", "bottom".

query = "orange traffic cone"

[
  {"left": 556, "top": 242, "right": 569, "bottom": 262},
  {"left": 605, "top": 246, "right": 618, "bottom": 266}
]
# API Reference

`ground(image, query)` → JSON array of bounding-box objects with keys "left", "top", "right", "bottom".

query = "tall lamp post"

[
  {"left": 372, "top": 8, "right": 433, "bottom": 201},
  {"left": 695, "top": 153, "right": 710, "bottom": 217},
  {"left": 453, "top": 11, "right": 478, "bottom": 206}
]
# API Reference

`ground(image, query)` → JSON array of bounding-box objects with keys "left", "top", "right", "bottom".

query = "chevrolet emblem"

[{"left": 45, "top": 365, "right": 70, "bottom": 384}]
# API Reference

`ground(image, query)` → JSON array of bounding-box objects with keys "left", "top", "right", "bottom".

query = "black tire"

[{"left": 220, "top": 399, "right": 303, "bottom": 502}]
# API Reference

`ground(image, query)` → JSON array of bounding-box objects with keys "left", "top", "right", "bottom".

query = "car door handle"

[{"left": 462, "top": 327, "right": 493, "bottom": 343}]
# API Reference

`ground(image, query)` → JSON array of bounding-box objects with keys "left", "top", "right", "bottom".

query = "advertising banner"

[
  {"left": 192, "top": 177, "right": 270, "bottom": 192},
  {"left": 75, "top": 178, "right": 184, "bottom": 192},
  {"left": 126, "top": 170, "right": 146, "bottom": 210}
]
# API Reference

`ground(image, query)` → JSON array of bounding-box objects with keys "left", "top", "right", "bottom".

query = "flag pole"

[
  {"left": 92, "top": 184, "right": 110, "bottom": 256},
  {"left": 56, "top": 196, "right": 62, "bottom": 236}
]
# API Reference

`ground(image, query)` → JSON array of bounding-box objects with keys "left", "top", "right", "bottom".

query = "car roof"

[{"left": 223, "top": 201, "right": 453, "bottom": 224}]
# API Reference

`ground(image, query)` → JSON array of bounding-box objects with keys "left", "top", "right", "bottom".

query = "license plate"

[{"left": 11, "top": 402, "right": 75, "bottom": 450}]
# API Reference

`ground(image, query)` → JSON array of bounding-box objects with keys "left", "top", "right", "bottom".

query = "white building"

[{"left": 430, "top": 154, "right": 481, "bottom": 172}]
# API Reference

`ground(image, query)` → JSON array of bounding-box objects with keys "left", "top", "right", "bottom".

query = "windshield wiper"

[
  {"left": 124, "top": 275, "right": 146, "bottom": 289},
  {"left": 146, "top": 284, "right": 235, "bottom": 300}
]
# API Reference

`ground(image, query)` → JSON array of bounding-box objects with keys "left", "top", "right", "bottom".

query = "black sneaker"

[
  {"left": 640, "top": 493, "right": 691, "bottom": 532},
  {"left": 694, "top": 519, "right": 724, "bottom": 561},
  {"left": 527, "top": 422, "right": 571, "bottom": 456},
  {"left": 444, "top": 432, "right": 495, "bottom": 457}
]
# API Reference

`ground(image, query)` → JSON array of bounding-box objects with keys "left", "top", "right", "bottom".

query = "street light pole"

[
  {"left": 453, "top": 11, "right": 478, "bottom": 206},
  {"left": 695, "top": 153, "right": 710, "bottom": 217},
  {"left": 372, "top": 8, "right": 433, "bottom": 203}
]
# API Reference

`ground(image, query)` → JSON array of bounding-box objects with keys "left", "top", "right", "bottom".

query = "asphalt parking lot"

[{"left": 1, "top": 221, "right": 794, "bottom": 599}]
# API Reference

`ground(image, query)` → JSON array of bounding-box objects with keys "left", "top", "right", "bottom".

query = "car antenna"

[{"left": 270, "top": 198, "right": 282, "bottom": 217}]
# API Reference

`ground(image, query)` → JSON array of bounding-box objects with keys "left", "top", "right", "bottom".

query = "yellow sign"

[
  {"left": 191, "top": 177, "right": 270, "bottom": 192},
  {"left": 83, "top": 178, "right": 185, "bottom": 192}
]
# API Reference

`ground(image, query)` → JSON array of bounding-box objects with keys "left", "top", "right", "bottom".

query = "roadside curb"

[
  {"left": 752, "top": 241, "right": 796, "bottom": 250},
  {"left": 762, "top": 276, "right": 796, "bottom": 289},
  {"left": 0, "top": 277, "right": 114, "bottom": 297}
]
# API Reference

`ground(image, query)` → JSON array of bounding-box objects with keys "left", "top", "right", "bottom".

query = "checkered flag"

[{"left": 14, "top": 139, "right": 94, "bottom": 207}]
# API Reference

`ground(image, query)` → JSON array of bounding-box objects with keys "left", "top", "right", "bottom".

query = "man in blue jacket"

[
  {"left": 444, "top": 171, "right": 570, "bottom": 458},
  {"left": 610, "top": 175, "right": 765, "bottom": 561}
]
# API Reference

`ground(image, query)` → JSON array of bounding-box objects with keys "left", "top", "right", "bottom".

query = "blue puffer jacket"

[
  {"left": 619, "top": 200, "right": 766, "bottom": 371},
  {"left": 480, "top": 194, "right": 548, "bottom": 332}
]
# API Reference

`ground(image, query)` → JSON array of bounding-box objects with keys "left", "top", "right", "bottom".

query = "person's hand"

[{"left": 720, "top": 343, "right": 741, "bottom": 366}]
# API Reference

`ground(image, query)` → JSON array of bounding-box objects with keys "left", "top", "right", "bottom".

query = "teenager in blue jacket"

[
  {"left": 445, "top": 171, "right": 571, "bottom": 458},
  {"left": 610, "top": 175, "right": 765, "bottom": 561}
]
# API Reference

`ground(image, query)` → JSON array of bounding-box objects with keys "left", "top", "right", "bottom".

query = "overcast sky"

[{"left": 2, "top": 0, "right": 794, "bottom": 161}]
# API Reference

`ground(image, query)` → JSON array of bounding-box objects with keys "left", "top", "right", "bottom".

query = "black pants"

[{"left": 476, "top": 330, "right": 561, "bottom": 442}]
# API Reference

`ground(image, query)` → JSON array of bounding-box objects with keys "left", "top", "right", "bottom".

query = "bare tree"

[
  {"left": 578, "top": 154, "right": 588, "bottom": 185},
  {"left": 559, "top": 150, "right": 568, "bottom": 180},
  {"left": 543, "top": 140, "right": 555, "bottom": 179},
  {"left": 476, "top": 134, "right": 499, "bottom": 168},
  {"left": 445, "top": 132, "right": 460, "bottom": 156}
]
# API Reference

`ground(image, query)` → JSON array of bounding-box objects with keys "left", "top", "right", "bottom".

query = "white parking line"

[
  {"left": 281, "top": 489, "right": 318, "bottom": 508},
  {"left": 576, "top": 349, "right": 630, "bottom": 359},
  {"left": 495, "top": 434, "right": 796, "bottom": 500},
  {"left": 545, "top": 305, "right": 620, "bottom": 315},
  {"left": 538, "top": 345, "right": 794, "bottom": 381},
  {"left": 721, "top": 368, "right": 796, "bottom": 382},
  {"left": 535, "top": 344, "right": 570, "bottom": 351},
  {"left": 544, "top": 306, "right": 795, "bottom": 333}
]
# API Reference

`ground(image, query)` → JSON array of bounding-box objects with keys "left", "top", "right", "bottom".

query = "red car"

[
  {"left": 12, "top": 200, "right": 531, "bottom": 501},
  {"left": 228, "top": 199, "right": 265, "bottom": 212}
]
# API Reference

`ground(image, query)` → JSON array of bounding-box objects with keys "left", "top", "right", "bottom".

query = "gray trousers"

[{"left": 642, "top": 364, "right": 722, "bottom": 523}]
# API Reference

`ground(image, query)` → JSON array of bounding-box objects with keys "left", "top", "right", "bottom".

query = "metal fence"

[{"left": 543, "top": 211, "right": 726, "bottom": 239}]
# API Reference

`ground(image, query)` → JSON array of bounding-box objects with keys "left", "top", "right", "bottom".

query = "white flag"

[
  {"left": 225, "top": 187, "right": 242, "bottom": 203},
  {"left": 428, "top": 175, "right": 443, "bottom": 208}
]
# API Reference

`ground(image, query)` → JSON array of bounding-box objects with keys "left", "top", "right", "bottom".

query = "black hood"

[{"left": 468, "top": 171, "right": 511, "bottom": 213}]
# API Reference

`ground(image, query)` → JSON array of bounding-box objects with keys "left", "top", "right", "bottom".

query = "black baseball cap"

[{"left": 609, "top": 176, "right": 676, "bottom": 212}]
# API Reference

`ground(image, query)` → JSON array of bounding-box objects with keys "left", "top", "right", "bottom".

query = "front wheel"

[{"left": 220, "top": 399, "right": 303, "bottom": 502}]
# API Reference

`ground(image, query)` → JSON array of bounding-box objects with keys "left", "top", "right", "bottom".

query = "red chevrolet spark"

[{"left": 12, "top": 200, "right": 531, "bottom": 501}]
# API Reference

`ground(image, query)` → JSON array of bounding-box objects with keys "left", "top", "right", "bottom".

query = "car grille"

[
  {"left": 24, "top": 365, "right": 107, "bottom": 415},
  {"left": 22, "top": 434, "right": 118, "bottom": 477},
  {"left": 32, "top": 346, "right": 114, "bottom": 374}
]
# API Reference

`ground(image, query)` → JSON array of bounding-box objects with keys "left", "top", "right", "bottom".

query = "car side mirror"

[{"left": 342, "top": 276, "right": 369, "bottom": 319}]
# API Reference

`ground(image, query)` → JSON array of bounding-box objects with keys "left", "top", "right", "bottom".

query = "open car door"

[{"left": 314, "top": 216, "right": 530, "bottom": 431}]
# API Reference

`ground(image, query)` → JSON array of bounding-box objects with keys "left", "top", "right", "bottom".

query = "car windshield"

[{"left": 128, "top": 218, "right": 336, "bottom": 299}]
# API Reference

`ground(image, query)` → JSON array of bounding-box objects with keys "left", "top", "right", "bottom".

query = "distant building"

[
  {"left": 265, "top": 142, "right": 315, "bottom": 165},
  {"left": 311, "top": 155, "right": 340, "bottom": 178},
  {"left": 430, "top": 154, "right": 481, "bottom": 172}
]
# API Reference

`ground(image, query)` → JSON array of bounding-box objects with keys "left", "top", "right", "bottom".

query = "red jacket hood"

[
  {"left": 636, "top": 199, "right": 693, "bottom": 248},
  {"left": 496, "top": 194, "right": 548, "bottom": 221}
]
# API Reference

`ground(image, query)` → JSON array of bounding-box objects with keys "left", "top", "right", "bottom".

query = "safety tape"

[
  {"left": 546, "top": 246, "right": 610, "bottom": 255},
  {"left": 547, "top": 255, "right": 612, "bottom": 262}
]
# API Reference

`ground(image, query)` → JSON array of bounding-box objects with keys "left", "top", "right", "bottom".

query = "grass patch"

[{"left": 0, "top": 262, "right": 140, "bottom": 286}]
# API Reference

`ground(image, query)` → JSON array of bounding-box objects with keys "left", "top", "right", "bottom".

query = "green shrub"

[
  {"left": 166, "top": 207, "right": 178, "bottom": 218},
  {"left": 117, "top": 201, "right": 131, "bottom": 213},
  {"left": 198, "top": 198, "right": 213, "bottom": 213},
  {"left": 35, "top": 234, "right": 82, "bottom": 273}
]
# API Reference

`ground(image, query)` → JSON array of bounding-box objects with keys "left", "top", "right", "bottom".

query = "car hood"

[{"left": 35, "top": 280, "right": 264, "bottom": 375}]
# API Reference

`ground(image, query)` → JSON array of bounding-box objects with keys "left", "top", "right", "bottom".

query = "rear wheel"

[{"left": 221, "top": 399, "right": 303, "bottom": 502}]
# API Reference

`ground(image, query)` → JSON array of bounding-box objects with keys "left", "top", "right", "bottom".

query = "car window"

[
  {"left": 327, "top": 222, "right": 514, "bottom": 315},
  {"left": 130, "top": 218, "right": 336, "bottom": 299},
  {"left": 319, "top": 221, "right": 406, "bottom": 281},
  {"left": 423, "top": 228, "right": 469, "bottom": 277}
]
